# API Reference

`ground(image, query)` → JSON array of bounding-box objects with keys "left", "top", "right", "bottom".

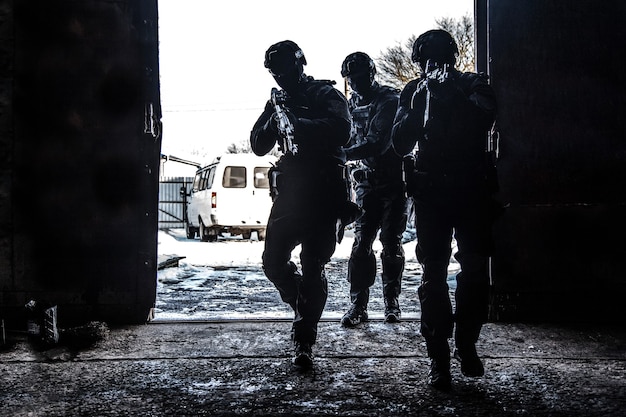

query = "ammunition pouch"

[
  {"left": 351, "top": 105, "right": 370, "bottom": 139},
  {"left": 336, "top": 200, "right": 362, "bottom": 243},
  {"left": 402, "top": 155, "right": 420, "bottom": 196},
  {"left": 337, "top": 163, "right": 353, "bottom": 207},
  {"left": 337, "top": 163, "right": 361, "bottom": 243},
  {"left": 268, "top": 165, "right": 281, "bottom": 201},
  {"left": 485, "top": 151, "right": 499, "bottom": 193}
]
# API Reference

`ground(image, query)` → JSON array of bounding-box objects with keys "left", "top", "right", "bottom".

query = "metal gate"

[{"left": 158, "top": 177, "right": 193, "bottom": 229}]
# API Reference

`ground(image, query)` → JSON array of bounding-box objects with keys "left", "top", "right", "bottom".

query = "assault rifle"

[
  {"left": 422, "top": 59, "right": 450, "bottom": 129},
  {"left": 350, "top": 105, "right": 370, "bottom": 140},
  {"left": 270, "top": 88, "right": 298, "bottom": 155}
]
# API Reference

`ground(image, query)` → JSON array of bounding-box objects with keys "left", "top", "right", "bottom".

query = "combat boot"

[
  {"left": 292, "top": 342, "right": 313, "bottom": 369},
  {"left": 384, "top": 297, "right": 401, "bottom": 323},
  {"left": 454, "top": 323, "right": 484, "bottom": 377},
  {"left": 381, "top": 252, "right": 404, "bottom": 323},
  {"left": 426, "top": 338, "right": 451, "bottom": 391},
  {"left": 428, "top": 357, "right": 452, "bottom": 391},
  {"left": 341, "top": 304, "right": 369, "bottom": 327},
  {"left": 454, "top": 344, "right": 484, "bottom": 377}
]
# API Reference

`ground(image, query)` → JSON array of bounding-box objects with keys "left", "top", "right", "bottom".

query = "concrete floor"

[{"left": 1, "top": 319, "right": 625, "bottom": 416}]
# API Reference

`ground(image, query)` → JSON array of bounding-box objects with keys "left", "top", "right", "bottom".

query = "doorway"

[{"left": 154, "top": 0, "right": 476, "bottom": 322}]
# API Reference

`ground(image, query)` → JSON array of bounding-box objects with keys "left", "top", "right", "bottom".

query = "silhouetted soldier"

[
  {"left": 339, "top": 52, "right": 407, "bottom": 326},
  {"left": 392, "top": 30, "right": 498, "bottom": 390},
  {"left": 250, "top": 40, "right": 352, "bottom": 369}
]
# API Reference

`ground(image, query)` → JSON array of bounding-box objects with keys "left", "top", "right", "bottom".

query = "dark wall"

[
  {"left": 489, "top": 1, "right": 626, "bottom": 322},
  {"left": 1, "top": 0, "right": 162, "bottom": 326},
  {"left": 0, "top": 3, "right": 13, "bottom": 297}
]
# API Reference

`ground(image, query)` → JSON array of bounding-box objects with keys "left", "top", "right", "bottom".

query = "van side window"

[
  {"left": 201, "top": 168, "right": 210, "bottom": 190},
  {"left": 192, "top": 172, "right": 202, "bottom": 192},
  {"left": 192, "top": 166, "right": 216, "bottom": 192},
  {"left": 199, "top": 170, "right": 208, "bottom": 191},
  {"left": 206, "top": 167, "right": 216, "bottom": 189},
  {"left": 223, "top": 166, "right": 246, "bottom": 188},
  {"left": 254, "top": 167, "right": 270, "bottom": 189}
]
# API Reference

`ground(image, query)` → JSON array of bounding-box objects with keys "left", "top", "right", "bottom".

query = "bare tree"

[
  {"left": 435, "top": 14, "right": 474, "bottom": 73},
  {"left": 226, "top": 140, "right": 280, "bottom": 157},
  {"left": 375, "top": 14, "right": 475, "bottom": 89},
  {"left": 226, "top": 140, "right": 252, "bottom": 154},
  {"left": 375, "top": 35, "right": 421, "bottom": 89}
]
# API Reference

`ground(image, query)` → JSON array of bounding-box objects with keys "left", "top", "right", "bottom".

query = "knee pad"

[{"left": 263, "top": 258, "right": 298, "bottom": 282}]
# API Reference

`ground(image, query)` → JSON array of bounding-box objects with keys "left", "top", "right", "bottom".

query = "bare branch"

[{"left": 375, "top": 14, "right": 475, "bottom": 89}]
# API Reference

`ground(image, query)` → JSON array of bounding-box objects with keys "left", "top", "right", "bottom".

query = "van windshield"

[{"left": 222, "top": 166, "right": 246, "bottom": 188}]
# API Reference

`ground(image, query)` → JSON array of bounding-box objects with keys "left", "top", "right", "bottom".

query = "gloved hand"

[
  {"left": 410, "top": 81, "right": 428, "bottom": 113},
  {"left": 267, "top": 112, "right": 280, "bottom": 132},
  {"left": 425, "top": 67, "right": 459, "bottom": 101},
  {"left": 270, "top": 108, "right": 298, "bottom": 134},
  {"left": 404, "top": 108, "right": 423, "bottom": 129}
]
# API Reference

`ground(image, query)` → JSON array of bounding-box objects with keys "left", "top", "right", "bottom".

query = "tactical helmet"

[
  {"left": 411, "top": 29, "right": 458, "bottom": 67},
  {"left": 341, "top": 52, "right": 376, "bottom": 78},
  {"left": 264, "top": 40, "right": 307, "bottom": 71}
]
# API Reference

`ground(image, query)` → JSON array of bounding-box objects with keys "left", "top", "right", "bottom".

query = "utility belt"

[
  {"left": 269, "top": 162, "right": 349, "bottom": 201},
  {"left": 351, "top": 166, "right": 400, "bottom": 183},
  {"left": 402, "top": 154, "right": 496, "bottom": 195}
]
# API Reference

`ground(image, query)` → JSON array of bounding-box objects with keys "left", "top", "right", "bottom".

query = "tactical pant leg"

[
  {"left": 379, "top": 192, "right": 407, "bottom": 300},
  {"left": 453, "top": 223, "right": 492, "bottom": 341},
  {"left": 418, "top": 262, "right": 454, "bottom": 340},
  {"left": 262, "top": 214, "right": 301, "bottom": 311},
  {"left": 381, "top": 253, "right": 404, "bottom": 301},
  {"left": 414, "top": 200, "right": 455, "bottom": 341},
  {"left": 346, "top": 191, "right": 381, "bottom": 308},
  {"left": 291, "top": 218, "right": 336, "bottom": 345},
  {"left": 347, "top": 253, "right": 375, "bottom": 307},
  {"left": 454, "top": 254, "right": 490, "bottom": 331}
]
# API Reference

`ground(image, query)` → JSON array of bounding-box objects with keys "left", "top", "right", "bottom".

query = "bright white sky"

[{"left": 157, "top": 0, "right": 472, "bottom": 176}]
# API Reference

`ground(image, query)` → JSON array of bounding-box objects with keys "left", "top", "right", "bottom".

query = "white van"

[{"left": 185, "top": 153, "right": 277, "bottom": 241}]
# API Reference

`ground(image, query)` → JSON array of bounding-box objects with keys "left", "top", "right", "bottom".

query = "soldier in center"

[
  {"left": 251, "top": 40, "right": 352, "bottom": 369},
  {"left": 340, "top": 52, "right": 408, "bottom": 326}
]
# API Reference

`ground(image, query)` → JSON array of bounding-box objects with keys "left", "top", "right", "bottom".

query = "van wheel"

[
  {"left": 242, "top": 231, "right": 252, "bottom": 240},
  {"left": 258, "top": 229, "right": 266, "bottom": 241},
  {"left": 199, "top": 221, "right": 210, "bottom": 242},
  {"left": 185, "top": 222, "right": 197, "bottom": 239}
]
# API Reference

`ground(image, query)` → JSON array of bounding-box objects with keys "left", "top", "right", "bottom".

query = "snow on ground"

[{"left": 155, "top": 228, "right": 460, "bottom": 321}]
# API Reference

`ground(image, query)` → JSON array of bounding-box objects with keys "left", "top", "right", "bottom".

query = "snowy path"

[{"left": 156, "top": 229, "right": 460, "bottom": 321}]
